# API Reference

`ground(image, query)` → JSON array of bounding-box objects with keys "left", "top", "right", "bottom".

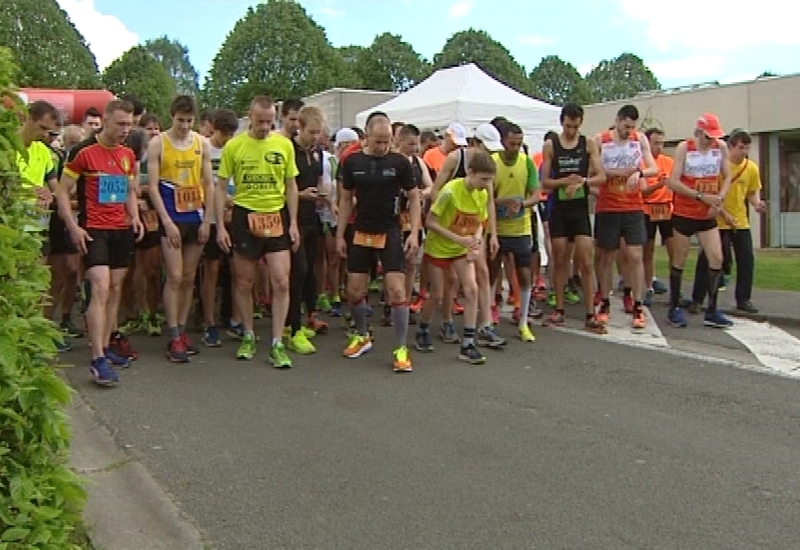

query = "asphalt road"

[{"left": 63, "top": 310, "right": 800, "bottom": 550}]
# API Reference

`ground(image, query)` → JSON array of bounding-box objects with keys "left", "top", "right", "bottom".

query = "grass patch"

[{"left": 653, "top": 246, "right": 800, "bottom": 292}]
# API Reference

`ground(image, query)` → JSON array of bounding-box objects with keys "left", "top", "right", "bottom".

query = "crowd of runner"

[{"left": 14, "top": 91, "right": 765, "bottom": 387}]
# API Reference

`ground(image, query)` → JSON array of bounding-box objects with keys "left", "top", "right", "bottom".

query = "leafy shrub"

[{"left": 0, "top": 47, "right": 86, "bottom": 549}]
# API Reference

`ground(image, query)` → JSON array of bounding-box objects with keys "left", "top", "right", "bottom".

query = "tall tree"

[
  {"left": 103, "top": 46, "right": 175, "bottom": 123},
  {"left": 585, "top": 53, "right": 660, "bottom": 102},
  {"left": 529, "top": 55, "right": 594, "bottom": 106},
  {"left": 433, "top": 29, "right": 530, "bottom": 94},
  {"left": 0, "top": 0, "right": 99, "bottom": 88},
  {"left": 357, "top": 33, "right": 430, "bottom": 92},
  {"left": 143, "top": 36, "right": 199, "bottom": 96},
  {"left": 203, "top": 0, "right": 345, "bottom": 112},
  {"left": 333, "top": 45, "right": 365, "bottom": 89}
]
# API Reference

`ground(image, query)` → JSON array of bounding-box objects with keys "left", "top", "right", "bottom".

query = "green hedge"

[{"left": 0, "top": 47, "right": 86, "bottom": 548}]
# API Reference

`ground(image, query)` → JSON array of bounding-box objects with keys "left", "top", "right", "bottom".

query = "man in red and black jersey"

[{"left": 56, "top": 99, "right": 145, "bottom": 387}]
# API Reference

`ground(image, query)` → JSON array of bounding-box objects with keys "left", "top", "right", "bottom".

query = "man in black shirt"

[{"left": 337, "top": 118, "right": 420, "bottom": 372}]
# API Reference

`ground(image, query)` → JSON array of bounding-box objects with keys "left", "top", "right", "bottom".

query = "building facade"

[
  {"left": 583, "top": 74, "right": 800, "bottom": 248},
  {"left": 301, "top": 88, "right": 397, "bottom": 132}
]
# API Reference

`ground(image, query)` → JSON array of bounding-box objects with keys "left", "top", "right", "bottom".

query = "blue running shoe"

[
  {"left": 104, "top": 347, "right": 130, "bottom": 368},
  {"left": 202, "top": 325, "right": 222, "bottom": 347},
  {"left": 704, "top": 309, "right": 733, "bottom": 328},
  {"left": 90, "top": 357, "right": 119, "bottom": 387},
  {"left": 668, "top": 307, "right": 687, "bottom": 328}
]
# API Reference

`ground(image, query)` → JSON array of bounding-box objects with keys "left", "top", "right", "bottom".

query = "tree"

[
  {"left": 356, "top": 33, "right": 430, "bottom": 92},
  {"left": 528, "top": 55, "right": 594, "bottom": 106},
  {"left": 0, "top": 0, "right": 99, "bottom": 88},
  {"left": 433, "top": 29, "right": 530, "bottom": 94},
  {"left": 203, "top": 0, "right": 346, "bottom": 113},
  {"left": 103, "top": 46, "right": 175, "bottom": 123},
  {"left": 585, "top": 53, "right": 660, "bottom": 102},
  {"left": 143, "top": 36, "right": 199, "bottom": 96},
  {"left": 332, "top": 46, "right": 365, "bottom": 89},
  {"left": 757, "top": 71, "right": 778, "bottom": 79}
]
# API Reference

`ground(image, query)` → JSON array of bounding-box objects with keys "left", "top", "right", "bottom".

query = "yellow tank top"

[
  {"left": 160, "top": 132, "right": 202, "bottom": 189},
  {"left": 493, "top": 152, "right": 531, "bottom": 236}
]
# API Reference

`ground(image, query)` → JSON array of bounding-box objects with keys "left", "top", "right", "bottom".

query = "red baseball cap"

[{"left": 696, "top": 113, "right": 725, "bottom": 139}]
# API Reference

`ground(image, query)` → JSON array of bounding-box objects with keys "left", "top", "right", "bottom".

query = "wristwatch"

[{"left": 695, "top": 192, "right": 704, "bottom": 201}]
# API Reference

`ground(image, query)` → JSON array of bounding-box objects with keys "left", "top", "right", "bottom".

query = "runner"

[
  {"left": 146, "top": 95, "right": 215, "bottom": 363},
  {"left": 641, "top": 128, "right": 675, "bottom": 306},
  {"left": 540, "top": 103, "right": 607, "bottom": 332},
  {"left": 415, "top": 151, "right": 496, "bottom": 364},
  {"left": 423, "top": 122, "right": 468, "bottom": 174},
  {"left": 55, "top": 99, "right": 145, "bottom": 386},
  {"left": 200, "top": 108, "right": 239, "bottom": 347},
  {"left": 593, "top": 105, "right": 658, "bottom": 329},
  {"left": 337, "top": 118, "right": 421, "bottom": 372},
  {"left": 285, "top": 104, "right": 328, "bottom": 356},
  {"left": 489, "top": 122, "right": 540, "bottom": 343},
  {"left": 665, "top": 113, "right": 733, "bottom": 329},
  {"left": 215, "top": 95, "right": 299, "bottom": 367}
]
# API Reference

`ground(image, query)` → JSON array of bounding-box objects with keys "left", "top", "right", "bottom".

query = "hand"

[
  {"left": 289, "top": 223, "right": 300, "bottom": 252},
  {"left": 755, "top": 200, "right": 767, "bottom": 213},
  {"left": 489, "top": 235, "right": 499, "bottom": 259},
  {"left": 403, "top": 232, "right": 419, "bottom": 259},
  {"left": 658, "top": 176, "right": 668, "bottom": 188},
  {"left": 565, "top": 183, "right": 582, "bottom": 198},
  {"left": 164, "top": 220, "right": 182, "bottom": 249},
  {"left": 567, "top": 173, "right": 584, "bottom": 185},
  {"left": 336, "top": 236, "right": 348, "bottom": 259},
  {"left": 626, "top": 172, "right": 641, "bottom": 191},
  {"left": 68, "top": 224, "right": 92, "bottom": 255},
  {"left": 720, "top": 209, "right": 736, "bottom": 226},
  {"left": 217, "top": 226, "right": 232, "bottom": 254},
  {"left": 131, "top": 218, "right": 145, "bottom": 242},
  {"left": 198, "top": 222, "right": 210, "bottom": 245},
  {"left": 702, "top": 194, "right": 722, "bottom": 208},
  {"left": 35, "top": 187, "right": 52, "bottom": 209},
  {"left": 299, "top": 187, "right": 318, "bottom": 199},
  {"left": 458, "top": 235, "right": 479, "bottom": 250}
]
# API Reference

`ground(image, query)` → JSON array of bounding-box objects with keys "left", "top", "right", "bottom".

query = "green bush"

[{"left": 0, "top": 47, "right": 86, "bottom": 549}]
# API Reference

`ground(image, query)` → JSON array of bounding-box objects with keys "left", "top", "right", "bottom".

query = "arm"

[
  {"left": 416, "top": 157, "right": 433, "bottom": 198},
  {"left": 336, "top": 188, "right": 353, "bottom": 239},
  {"left": 430, "top": 151, "right": 457, "bottom": 200},
  {"left": 145, "top": 135, "right": 170, "bottom": 224},
  {"left": 586, "top": 138, "right": 607, "bottom": 187},
  {"left": 407, "top": 188, "right": 422, "bottom": 235},
  {"left": 717, "top": 142, "right": 733, "bottom": 200},
  {"left": 746, "top": 165, "right": 766, "bottom": 210},
  {"left": 522, "top": 156, "right": 540, "bottom": 207},
  {"left": 638, "top": 134, "right": 659, "bottom": 178},
  {"left": 201, "top": 138, "right": 214, "bottom": 228},
  {"left": 56, "top": 173, "right": 78, "bottom": 234},
  {"left": 286, "top": 177, "right": 299, "bottom": 227},
  {"left": 215, "top": 176, "right": 229, "bottom": 228}
]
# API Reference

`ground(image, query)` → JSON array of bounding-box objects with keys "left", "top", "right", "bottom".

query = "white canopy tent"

[{"left": 354, "top": 63, "right": 560, "bottom": 151}]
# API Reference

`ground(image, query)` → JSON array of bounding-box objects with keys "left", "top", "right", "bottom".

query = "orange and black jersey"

[{"left": 64, "top": 134, "right": 136, "bottom": 230}]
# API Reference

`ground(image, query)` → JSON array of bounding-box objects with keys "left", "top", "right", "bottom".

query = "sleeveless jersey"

[
  {"left": 551, "top": 135, "right": 589, "bottom": 210},
  {"left": 206, "top": 144, "right": 223, "bottom": 224},
  {"left": 493, "top": 152, "right": 532, "bottom": 237},
  {"left": 158, "top": 132, "right": 204, "bottom": 223},
  {"left": 673, "top": 138, "right": 722, "bottom": 220},
  {"left": 596, "top": 131, "right": 643, "bottom": 213}
]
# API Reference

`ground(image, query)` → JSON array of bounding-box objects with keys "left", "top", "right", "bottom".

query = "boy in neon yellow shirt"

[{"left": 414, "top": 151, "right": 497, "bottom": 365}]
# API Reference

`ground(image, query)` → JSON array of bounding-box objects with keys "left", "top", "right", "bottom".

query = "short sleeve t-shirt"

[
  {"left": 17, "top": 141, "right": 56, "bottom": 189},
  {"left": 217, "top": 132, "right": 299, "bottom": 214},
  {"left": 340, "top": 151, "right": 416, "bottom": 233},
  {"left": 64, "top": 135, "right": 136, "bottom": 230},
  {"left": 425, "top": 178, "right": 488, "bottom": 259},
  {"left": 718, "top": 158, "right": 761, "bottom": 230}
]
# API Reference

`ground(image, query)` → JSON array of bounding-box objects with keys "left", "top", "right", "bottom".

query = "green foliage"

[
  {"left": 585, "top": 52, "right": 661, "bottom": 102},
  {"left": 0, "top": 47, "right": 86, "bottom": 550},
  {"left": 528, "top": 55, "right": 595, "bottom": 106},
  {"left": 433, "top": 29, "right": 531, "bottom": 94},
  {"left": 203, "top": 0, "right": 346, "bottom": 113},
  {"left": 143, "top": 36, "right": 200, "bottom": 96},
  {"left": 102, "top": 46, "right": 176, "bottom": 124},
  {"left": 0, "top": 0, "right": 99, "bottom": 89},
  {"left": 335, "top": 46, "right": 366, "bottom": 89},
  {"left": 355, "top": 33, "right": 431, "bottom": 93}
]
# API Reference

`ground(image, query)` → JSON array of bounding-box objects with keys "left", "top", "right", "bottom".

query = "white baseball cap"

[
  {"left": 334, "top": 127, "right": 359, "bottom": 148},
  {"left": 446, "top": 122, "right": 468, "bottom": 147},
  {"left": 473, "top": 123, "right": 504, "bottom": 152}
]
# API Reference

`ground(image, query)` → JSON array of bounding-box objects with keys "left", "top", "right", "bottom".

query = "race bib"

[
  {"left": 449, "top": 211, "right": 480, "bottom": 236},
  {"left": 496, "top": 198, "right": 524, "bottom": 220},
  {"left": 141, "top": 209, "right": 159, "bottom": 233},
  {"left": 174, "top": 186, "right": 202, "bottom": 213},
  {"left": 247, "top": 211, "right": 284, "bottom": 239},
  {"left": 557, "top": 184, "right": 586, "bottom": 201},
  {"left": 98, "top": 174, "right": 129, "bottom": 204},
  {"left": 649, "top": 203, "right": 671, "bottom": 222},
  {"left": 608, "top": 176, "right": 628, "bottom": 194},
  {"left": 399, "top": 211, "right": 412, "bottom": 232},
  {"left": 695, "top": 180, "right": 719, "bottom": 195},
  {"left": 353, "top": 231, "right": 387, "bottom": 249}
]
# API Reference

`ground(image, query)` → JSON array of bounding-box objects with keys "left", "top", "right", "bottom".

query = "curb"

[{"left": 68, "top": 390, "right": 205, "bottom": 550}]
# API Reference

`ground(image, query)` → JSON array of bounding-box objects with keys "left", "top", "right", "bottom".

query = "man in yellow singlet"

[
  {"left": 147, "top": 95, "right": 214, "bottom": 363},
  {"left": 215, "top": 95, "right": 300, "bottom": 368}
]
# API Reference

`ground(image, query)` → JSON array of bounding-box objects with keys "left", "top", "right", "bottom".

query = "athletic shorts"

[
  {"left": 158, "top": 220, "right": 201, "bottom": 245},
  {"left": 672, "top": 215, "right": 717, "bottom": 237},
  {"left": 644, "top": 215, "right": 673, "bottom": 243},
  {"left": 423, "top": 253, "right": 466, "bottom": 270},
  {"left": 549, "top": 207, "right": 592, "bottom": 241},
  {"left": 203, "top": 224, "right": 224, "bottom": 261},
  {"left": 230, "top": 205, "right": 291, "bottom": 261},
  {"left": 497, "top": 235, "right": 532, "bottom": 267},
  {"left": 84, "top": 228, "right": 134, "bottom": 271},
  {"left": 594, "top": 211, "right": 646, "bottom": 250},
  {"left": 347, "top": 225, "right": 405, "bottom": 274},
  {"left": 530, "top": 218, "right": 539, "bottom": 254},
  {"left": 48, "top": 212, "right": 78, "bottom": 255},
  {"left": 537, "top": 201, "right": 550, "bottom": 223}
]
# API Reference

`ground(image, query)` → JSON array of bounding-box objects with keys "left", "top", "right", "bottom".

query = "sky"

[{"left": 56, "top": 0, "right": 800, "bottom": 91}]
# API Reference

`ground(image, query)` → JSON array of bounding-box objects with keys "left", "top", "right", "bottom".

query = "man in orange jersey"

[
  {"left": 423, "top": 122, "right": 467, "bottom": 175},
  {"left": 640, "top": 128, "right": 675, "bottom": 306},
  {"left": 593, "top": 105, "right": 658, "bottom": 330},
  {"left": 665, "top": 113, "right": 733, "bottom": 329}
]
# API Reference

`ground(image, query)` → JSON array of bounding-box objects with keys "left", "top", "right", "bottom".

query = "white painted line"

[
  {"left": 724, "top": 317, "right": 800, "bottom": 375},
  {"left": 601, "top": 297, "right": 669, "bottom": 348}
]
